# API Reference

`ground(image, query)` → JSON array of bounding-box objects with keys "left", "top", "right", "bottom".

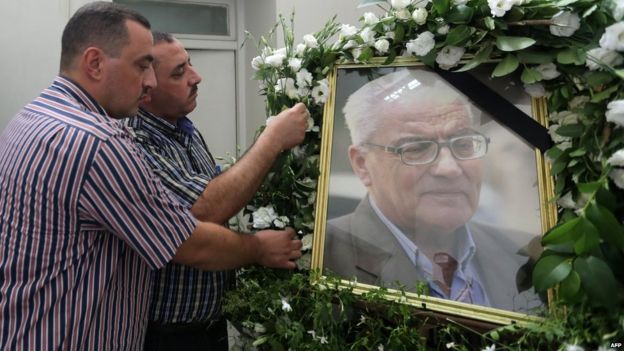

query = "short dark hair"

[
  {"left": 60, "top": 1, "right": 151, "bottom": 71},
  {"left": 152, "top": 31, "right": 176, "bottom": 45}
]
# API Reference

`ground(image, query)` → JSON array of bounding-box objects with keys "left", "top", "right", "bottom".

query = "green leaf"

[
  {"left": 591, "top": 84, "right": 619, "bottom": 102},
  {"left": 447, "top": 5, "right": 474, "bottom": 24},
  {"left": 432, "top": 0, "right": 451, "bottom": 15},
  {"left": 455, "top": 44, "right": 492, "bottom": 72},
  {"left": 543, "top": 217, "right": 581, "bottom": 246},
  {"left": 615, "top": 69, "right": 624, "bottom": 80},
  {"left": 483, "top": 16, "right": 495, "bottom": 30},
  {"left": 394, "top": 24, "right": 405, "bottom": 44},
  {"left": 595, "top": 187, "right": 617, "bottom": 212},
  {"left": 585, "top": 201, "right": 624, "bottom": 250},
  {"left": 585, "top": 71, "right": 615, "bottom": 88},
  {"left": 577, "top": 181, "right": 601, "bottom": 193},
  {"left": 574, "top": 256, "right": 620, "bottom": 306},
  {"left": 521, "top": 67, "right": 542, "bottom": 84},
  {"left": 545, "top": 146, "right": 564, "bottom": 160},
  {"left": 556, "top": 0, "right": 578, "bottom": 6},
  {"left": 492, "top": 54, "right": 519, "bottom": 77},
  {"left": 568, "top": 147, "right": 587, "bottom": 157},
  {"left": 517, "top": 51, "right": 555, "bottom": 64},
  {"left": 495, "top": 36, "right": 536, "bottom": 52},
  {"left": 357, "top": 47, "right": 374, "bottom": 62},
  {"left": 444, "top": 25, "right": 473, "bottom": 46},
  {"left": 357, "top": 0, "right": 386, "bottom": 8},
  {"left": 559, "top": 270, "right": 581, "bottom": 302},
  {"left": 575, "top": 218, "right": 601, "bottom": 255},
  {"left": 582, "top": 4, "right": 597, "bottom": 17},
  {"left": 383, "top": 50, "right": 398, "bottom": 65},
  {"left": 556, "top": 48, "right": 585, "bottom": 65},
  {"left": 533, "top": 254, "right": 572, "bottom": 292},
  {"left": 556, "top": 124, "right": 584, "bottom": 137}
]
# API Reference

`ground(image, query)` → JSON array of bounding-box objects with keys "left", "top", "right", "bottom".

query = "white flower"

[
  {"left": 377, "top": 345, "right": 384, "bottom": 351},
  {"left": 360, "top": 27, "right": 376, "bottom": 45},
  {"left": 412, "top": 8, "right": 428, "bottom": 25},
  {"left": 295, "top": 43, "right": 307, "bottom": 56},
  {"left": 265, "top": 52, "right": 286, "bottom": 67},
  {"left": 374, "top": 39, "right": 390, "bottom": 54},
  {"left": 524, "top": 83, "right": 546, "bottom": 97},
  {"left": 306, "top": 116, "right": 318, "bottom": 132},
  {"left": 275, "top": 78, "right": 298, "bottom": 99},
  {"left": 610, "top": 168, "right": 624, "bottom": 189},
  {"left": 436, "top": 46, "right": 465, "bottom": 69},
  {"left": 608, "top": 149, "right": 624, "bottom": 166},
  {"left": 535, "top": 62, "right": 561, "bottom": 80},
  {"left": 453, "top": 0, "right": 469, "bottom": 5},
  {"left": 548, "top": 124, "right": 571, "bottom": 143},
  {"left": 606, "top": 99, "right": 624, "bottom": 127},
  {"left": 352, "top": 47, "right": 364, "bottom": 62},
  {"left": 488, "top": 0, "right": 514, "bottom": 17},
  {"left": 550, "top": 11, "right": 581, "bottom": 37},
  {"left": 391, "top": 0, "right": 413, "bottom": 9},
  {"left": 319, "top": 336, "right": 328, "bottom": 344},
  {"left": 386, "top": 31, "right": 396, "bottom": 40},
  {"left": 307, "top": 330, "right": 316, "bottom": 338},
  {"left": 550, "top": 110, "right": 579, "bottom": 125},
  {"left": 292, "top": 145, "right": 306, "bottom": 158},
  {"left": 297, "top": 86, "right": 310, "bottom": 98},
  {"left": 253, "top": 323, "right": 267, "bottom": 334},
  {"left": 273, "top": 215, "right": 290, "bottom": 228},
  {"left": 437, "top": 24, "right": 450, "bottom": 35},
  {"left": 288, "top": 58, "right": 302, "bottom": 72},
  {"left": 446, "top": 342, "right": 456, "bottom": 349},
  {"left": 585, "top": 47, "right": 624, "bottom": 70},
  {"left": 251, "top": 55, "right": 265, "bottom": 70},
  {"left": 612, "top": 0, "right": 624, "bottom": 21},
  {"left": 557, "top": 192, "right": 577, "bottom": 209},
  {"left": 396, "top": 8, "right": 411, "bottom": 20},
  {"left": 301, "top": 233, "right": 314, "bottom": 251},
  {"left": 340, "top": 24, "right": 358, "bottom": 39},
  {"left": 413, "top": 0, "right": 430, "bottom": 8},
  {"left": 296, "top": 68, "right": 313, "bottom": 88},
  {"left": 311, "top": 79, "right": 329, "bottom": 104},
  {"left": 281, "top": 298, "right": 292, "bottom": 312},
  {"left": 482, "top": 345, "right": 496, "bottom": 351},
  {"left": 406, "top": 31, "right": 435, "bottom": 56},
  {"left": 564, "top": 345, "right": 585, "bottom": 351},
  {"left": 342, "top": 40, "right": 358, "bottom": 50},
  {"left": 252, "top": 206, "right": 278, "bottom": 229},
  {"left": 568, "top": 96, "right": 589, "bottom": 109},
  {"left": 363, "top": 12, "right": 379, "bottom": 25},
  {"left": 303, "top": 34, "right": 319, "bottom": 48},
  {"left": 599, "top": 22, "right": 624, "bottom": 51}
]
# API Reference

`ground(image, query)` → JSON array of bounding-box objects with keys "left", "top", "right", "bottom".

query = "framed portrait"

[{"left": 310, "top": 59, "right": 557, "bottom": 326}]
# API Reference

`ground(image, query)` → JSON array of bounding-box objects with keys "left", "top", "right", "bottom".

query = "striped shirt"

[
  {"left": 124, "top": 109, "right": 233, "bottom": 324},
  {"left": 0, "top": 77, "right": 197, "bottom": 350}
]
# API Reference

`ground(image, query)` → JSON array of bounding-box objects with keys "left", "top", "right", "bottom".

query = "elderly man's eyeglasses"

[{"left": 362, "top": 134, "right": 489, "bottom": 166}]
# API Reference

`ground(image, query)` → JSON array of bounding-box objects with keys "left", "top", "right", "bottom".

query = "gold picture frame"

[{"left": 310, "top": 58, "right": 557, "bottom": 326}]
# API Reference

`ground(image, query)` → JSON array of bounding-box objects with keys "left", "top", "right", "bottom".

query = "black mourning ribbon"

[{"left": 434, "top": 68, "right": 553, "bottom": 153}]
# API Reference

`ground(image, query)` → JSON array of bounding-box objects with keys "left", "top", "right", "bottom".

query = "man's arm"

[
  {"left": 190, "top": 103, "right": 309, "bottom": 223},
  {"left": 172, "top": 222, "right": 302, "bottom": 270}
]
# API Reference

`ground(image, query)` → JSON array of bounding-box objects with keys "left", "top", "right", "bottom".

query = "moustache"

[{"left": 190, "top": 85, "right": 198, "bottom": 97}]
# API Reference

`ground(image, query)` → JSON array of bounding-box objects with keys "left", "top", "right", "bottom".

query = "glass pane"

[{"left": 115, "top": 0, "right": 229, "bottom": 36}]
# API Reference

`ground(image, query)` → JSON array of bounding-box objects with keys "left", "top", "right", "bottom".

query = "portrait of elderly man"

[{"left": 323, "top": 68, "right": 542, "bottom": 313}]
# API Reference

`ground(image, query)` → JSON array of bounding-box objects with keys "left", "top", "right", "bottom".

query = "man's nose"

[
  {"left": 429, "top": 147, "right": 462, "bottom": 177},
  {"left": 189, "top": 67, "right": 202, "bottom": 85},
  {"left": 144, "top": 65, "right": 157, "bottom": 90}
]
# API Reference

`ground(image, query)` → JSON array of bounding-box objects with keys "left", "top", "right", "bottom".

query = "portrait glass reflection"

[{"left": 320, "top": 65, "right": 546, "bottom": 317}]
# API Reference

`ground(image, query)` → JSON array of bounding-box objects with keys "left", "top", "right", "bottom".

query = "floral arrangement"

[{"left": 226, "top": 0, "right": 624, "bottom": 349}]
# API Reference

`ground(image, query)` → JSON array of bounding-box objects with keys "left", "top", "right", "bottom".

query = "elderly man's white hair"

[{"left": 343, "top": 68, "right": 478, "bottom": 145}]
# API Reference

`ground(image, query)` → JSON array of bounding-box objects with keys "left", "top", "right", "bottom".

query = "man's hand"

[
  {"left": 263, "top": 102, "right": 309, "bottom": 152},
  {"left": 253, "top": 228, "right": 303, "bottom": 269}
]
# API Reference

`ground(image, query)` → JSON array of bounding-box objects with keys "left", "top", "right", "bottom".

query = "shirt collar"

[
  {"left": 51, "top": 75, "right": 110, "bottom": 119},
  {"left": 137, "top": 108, "right": 195, "bottom": 147}
]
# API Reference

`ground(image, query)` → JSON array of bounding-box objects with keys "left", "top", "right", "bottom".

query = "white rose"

[
  {"left": 412, "top": 0, "right": 429, "bottom": 8},
  {"left": 363, "top": 12, "right": 379, "bottom": 25},
  {"left": 557, "top": 192, "right": 577, "bottom": 209},
  {"left": 607, "top": 149, "right": 624, "bottom": 167},
  {"left": 275, "top": 78, "right": 298, "bottom": 99},
  {"left": 435, "top": 46, "right": 465, "bottom": 69},
  {"left": 606, "top": 99, "right": 624, "bottom": 127},
  {"left": 288, "top": 58, "right": 302, "bottom": 72},
  {"left": 273, "top": 47, "right": 287, "bottom": 56},
  {"left": 375, "top": 39, "right": 390, "bottom": 54},
  {"left": 488, "top": 0, "right": 514, "bottom": 17},
  {"left": 295, "top": 43, "right": 307, "bottom": 56},
  {"left": 303, "top": 34, "right": 319, "bottom": 48},
  {"left": 251, "top": 55, "right": 264, "bottom": 70},
  {"left": 564, "top": 345, "right": 585, "bottom": 351},
  {"left": 599, "top": 22, "right": 624, "bottom": 52},
  {"left": 386, "top": 31, "right": 396, "bottom": 40},
  {"left": 252, "top": 206, "right": 278, "bottom": 229},
  {"left": 343, "top": 40, "right": 358, "bottom": 50},
  {"left": 360, "top": 27, "right": 376, "bottom": 45},
  {"left": 253, "top": 323, "right": 267, "bottom": 334},
  {"left": 340, "top": 24, "right": 358, "bottom": 38},
  {"left": 550, "top": 11, "right": 581, "bottom": 37},
  {"left": 412, "top": 8, "right": 428, "bottom": 25},
  {"left": 406, "top": 31, "right": 435, "bottom": 56},
  {"left": 612, "top": 0, "right": 624, "bottom": 21},
  {"left": 524, "top": 83, "right": 546, "bottom": 98},
  {"left": 395, "top": 8, "right": 411, "bottom": 20},
  {"left": 391, "top": 0, "right": 413, "bottom": 9},
  {"left": 535, "top": 62, "right": 561, "bottom": 80},
  {"left": 585, "top": 47, "right": 624, "bottom": 70},
  {"left": 311, "top": 79, "right": 329, "bottom": 105},
  {"left": 265, "top": 53, "right": 286, "bottom": 67},
  {"left": 568, "top": 96, "right": 589, "bottom": 109},
  {"left": 281, "top": 298, "right": 292, "bottom": 312},
  {"left": 548, "top": 124, "right": 571, "bottom": 143},
  {"left": 437, "top": 24, "right": 450, "bottom": 35},
  {"left": 550, "top": 110, "right": 579, "bottom": 125},
  {"left": 301, "top": 234, "right": 314, "bottom": 251},
  {"left": 296, "top": 68, "right": 313, "bottom": 87},
  {"left": 273, "top": 216, "right": 290, "bottom": 229},
  {"left": 609, "top": 168, "right": 624, "bottom": 189},
  {"left": 352, "top": 47, "right": 363, "bottom": 62}
]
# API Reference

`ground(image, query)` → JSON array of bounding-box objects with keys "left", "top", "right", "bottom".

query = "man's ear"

[
  {"left": 348, "top": 145, "right": 372, "bottom": 187},
  {"left": 82, "top": 47, "right": 105, "bottom": 80}
]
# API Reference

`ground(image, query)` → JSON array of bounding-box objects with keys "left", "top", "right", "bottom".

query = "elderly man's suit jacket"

[{"left": 323, "top": 196, "right": 542, "bottom": 313}]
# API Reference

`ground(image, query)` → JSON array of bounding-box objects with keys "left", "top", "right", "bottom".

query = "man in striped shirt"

[
  {"left": 124, "top": 32, "right": 309, "bottom": 350},
  {"left": 0, "top": 3, "right": 302, "bottom": 350}
]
